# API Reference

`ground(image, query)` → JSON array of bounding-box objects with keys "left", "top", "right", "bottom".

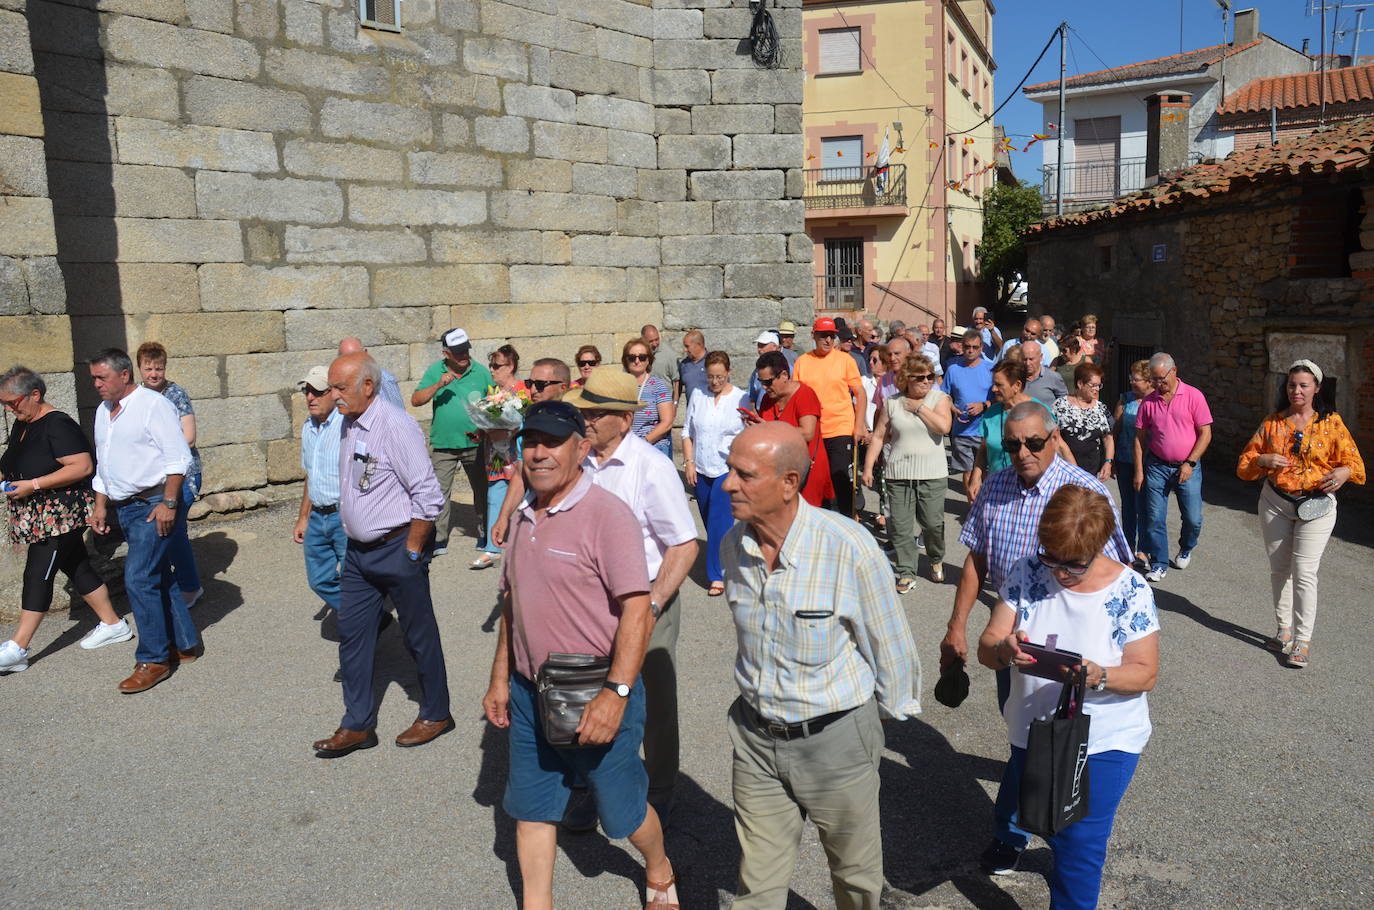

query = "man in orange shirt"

[{"left": 793, "top": 317, "right": 868, "bottom": 516}]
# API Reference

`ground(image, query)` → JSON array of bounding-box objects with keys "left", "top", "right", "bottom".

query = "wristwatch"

[
  {"left": 160, "top": 496, "right": 178, "bottom": 508},
  {"left": 1183, "top": 459, "right": 1197, "bottom": 467},
  {"left": 1095, "top": 668, "right": 1108, "bottom": 692},
  {"left": 406, "top": 549, "right": 421, "bottom": 562},
  {"left": 650, "top": 600, "right": 664, "bottom": 619},
  {"left": 603, "top": 681, "right": 631, "bottom": 698}
]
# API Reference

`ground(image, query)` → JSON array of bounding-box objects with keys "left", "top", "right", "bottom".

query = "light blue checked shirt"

[
  {"left": 960, "top": 456, "right": 1133, "bottom": 593},
  {"left": 723, "top": 500, "right": 922, "bottom": 724},
  {"left": 300, "top": 408, "right": 343, "bottom": 508}
]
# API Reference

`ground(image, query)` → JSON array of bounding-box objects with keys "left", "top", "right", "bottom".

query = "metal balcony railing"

[
  {"left": 1040, "top": 154, "right": 1206, "bottom": 212},
  {"left": 803, "top": 164, "right": 907, "bottom": 210}
]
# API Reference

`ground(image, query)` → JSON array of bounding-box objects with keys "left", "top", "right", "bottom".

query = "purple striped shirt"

[{"left": 338, "top": 397, "right": 445, "bottom": 543}]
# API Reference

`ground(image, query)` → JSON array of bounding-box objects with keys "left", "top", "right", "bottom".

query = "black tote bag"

[{"left": 1019, "top": 667, "right": 1091, "bottom": 837}]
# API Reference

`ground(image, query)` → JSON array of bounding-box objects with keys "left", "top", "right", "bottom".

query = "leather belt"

[
  {"left": 349, "top": 524, "right": 408, "bottom": 551},
  {"left": 312, "top": 503, "right": 339, "bottom": 515},
  {"left": 110, "top": 483, "right": 167, "bottom": 508},
  {"left": 1266, "top": 481, "right": 1322, "bottom": 504},
  {"left": 745, "top": 701, "right": 855, "bottom": 741}
]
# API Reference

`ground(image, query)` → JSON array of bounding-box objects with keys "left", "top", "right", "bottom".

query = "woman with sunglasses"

[
  {"left": 749, "top": 351, "right": 833, "bottom": 508},
  {"left": 1236, "top": 359, "right": 1364, "bottom": 667},
  {"left": 863, "top": 354, "right": 952, "bottom": 589},
  {"left": 682, "top": 351, "right": 744, "bottom": 597},
  {"left": 471, "top": 345, "right": 525, "bottom": 570},
  {"left": 968, "top": 359, "right": 1032, "bottom": 504},
  {"left": 621, "top": 337, "right": 674, "bottom": 457},
  {"left": 1, "top": 366, "right": 133, "bottom": 672},
  {"left": 572, "top": 345, "right": 601, "bottom": 388},
  {"left": 1052, "top": 362, "right": 1114, "bottom": 481},
  {"left": 978, "top": 484, "right": 1159, "bottom": 908}
]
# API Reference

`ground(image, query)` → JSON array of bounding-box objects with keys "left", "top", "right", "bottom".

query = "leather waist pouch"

[{"left": 536, "top": 652, "right": 612, "bottom": 748}]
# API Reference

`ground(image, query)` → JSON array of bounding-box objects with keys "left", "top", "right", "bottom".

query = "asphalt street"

[{"left": 1, "top": 471, "right": 1371, "bottom": 910}]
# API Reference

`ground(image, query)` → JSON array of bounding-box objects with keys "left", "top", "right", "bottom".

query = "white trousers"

[{"left": 1259, "top": 483, "right": 1337, "bottom": 643}]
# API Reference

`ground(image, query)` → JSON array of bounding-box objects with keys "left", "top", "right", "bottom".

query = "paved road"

[{"left": 1, "top": 472, "right": 1371, "bottom": 909}]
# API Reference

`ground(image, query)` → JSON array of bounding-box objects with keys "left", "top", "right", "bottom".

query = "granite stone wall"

[{"left": 0, "top": 0, "right": 811, "bottom": 513}]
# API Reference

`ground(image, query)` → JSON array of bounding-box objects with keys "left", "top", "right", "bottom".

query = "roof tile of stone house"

[
  {"left": 1218, "top": 62, "right": 1374, "bottom": 115},
  {"left": 1028, "top": 115, "right": 1374, "bottom": 233}
]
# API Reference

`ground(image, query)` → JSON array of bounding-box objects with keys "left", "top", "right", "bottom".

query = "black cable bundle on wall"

[{"left": 749, "top": 1, "right": 781, "bottom": 68}]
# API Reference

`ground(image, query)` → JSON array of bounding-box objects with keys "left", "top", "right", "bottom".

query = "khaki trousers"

[
  {"left": 728, "top": 697, "right": 884, "bottom": 910},
  {"left": 642, "top": 591, "right": 680, "bottom": 803},
  {"left": 1259, "top": 483, "right": 1337, "bottom": 642},
  {"left": 430, "top": 446, "right": 484, "bottom": 548},
  {"left": 887, "top": 477, "right": 946, "bottom": 578}
]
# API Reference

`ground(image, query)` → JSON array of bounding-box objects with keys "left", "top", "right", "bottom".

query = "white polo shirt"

[
  {"left": 582, "top": 432, "right": 697, "bottom": 582},
  {"left": 92, "top": 385, "right": 193, "bottom": 500}
]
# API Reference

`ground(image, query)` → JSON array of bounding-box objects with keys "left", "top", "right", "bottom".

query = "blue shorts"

[{"left": 503, "top": 672, "right": 649, "bottom": 839}]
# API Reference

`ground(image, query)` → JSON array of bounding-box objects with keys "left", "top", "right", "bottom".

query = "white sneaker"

[
  {"left": 80, "top": 619, "right": 135, "bottom": 650},
  {"left": 1170, "top": 550, "right": 1193, "bottom": 570},
  {"left": 1145, "top": 566, "right": 1168, "bottom": 583},
  {"left": 0, "top": 640, "right": 28, "bottom": 672},
  {"left": 181, "top": 587, "right": 205, "bottom": 609},
  {"left": 432, "top": 546, "right": 448, "bottom": 557}
]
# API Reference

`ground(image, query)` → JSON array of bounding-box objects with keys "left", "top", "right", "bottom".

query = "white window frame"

[
  {"left": 818, "top": 27, "right": 862, "bottom": 75},
  {"left": 359, "top": 0, "right": 401, "bottom": 32}
]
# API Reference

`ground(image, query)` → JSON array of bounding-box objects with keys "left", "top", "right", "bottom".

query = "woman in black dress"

[
  {"left": 1052, "top": 361, "right": 1115, "bottom": 480},
  {"left": 1, "top": 366, "right": 131, "bottom": 673}
]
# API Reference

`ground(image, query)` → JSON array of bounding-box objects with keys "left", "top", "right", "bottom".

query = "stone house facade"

[
  {"left": 0, "top": 0, "right": 810, "bottom": 512},
  {"left": 1025, "top": 118, "right": 1374, "bottom": 501}
]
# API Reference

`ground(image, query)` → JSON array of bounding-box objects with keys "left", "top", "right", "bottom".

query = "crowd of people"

[{"left": 0, "top": 311, "right": 1365, "bottom": 910}]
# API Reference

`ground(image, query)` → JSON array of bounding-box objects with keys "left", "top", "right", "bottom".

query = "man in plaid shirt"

[
  {"left": 720, "top": 422, "right": 920, "bottom": 910},
  {"left": 940, "top": 399, "right": 1131, "bottom": 876}
]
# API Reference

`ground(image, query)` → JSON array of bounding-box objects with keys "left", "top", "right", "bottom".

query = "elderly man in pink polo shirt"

[{"left": 1133, "top": 352, "right": 1213, "bottom": 582}]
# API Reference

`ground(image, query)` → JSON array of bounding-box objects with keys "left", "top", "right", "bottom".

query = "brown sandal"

[
  {"left": 707, "top": 582, "right": 725, "bottom": 597},
  {"left": 645, "top": 870, "right": 680, "bottom": 909}
]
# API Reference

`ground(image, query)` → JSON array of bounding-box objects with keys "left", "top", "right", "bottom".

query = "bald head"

[
  {"left": 723, "top": 422, "right": 810, "bottom": 525},
  {"left": 743, "top": 422, "right": 810, "bottom": 478},
  {"left": 338, "top": 337, "right": 365, "bottom": 356}
]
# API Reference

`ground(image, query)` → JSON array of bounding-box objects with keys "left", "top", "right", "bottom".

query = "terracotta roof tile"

[
  {"left": 1023, "top": 40, "right": 1262, "bottom": 94},
  {"left": 1218, "top": 63, "right": 1374, "bottom": 114},
  {"left": 1028, "top": 116, "right": 1374, "bottom": 234}
]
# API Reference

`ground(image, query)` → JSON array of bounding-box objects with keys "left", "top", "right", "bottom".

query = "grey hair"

[
  {"left": 0, "top": 365, "right": 46, "bottom": 400},
  {"left": 1148, "top": 352, "right": 1175, "bottom": 373},
  {"left": 356, "top": 355, "right": 382, "bottom": 391},
  {"left": 972, "top": 306, "right": 989, "bottom": 318},
  {"left": 90, "top": 347, "right": 134, "bottom": 378},
  {"left": 962, "top": 328, "right": 981, "bottom": 343},
  {"left": 1006, "top": 398, "right": 1057, "bottom": 432}
]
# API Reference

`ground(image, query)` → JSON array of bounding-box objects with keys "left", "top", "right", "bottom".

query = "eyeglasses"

[
  {"left": 758, "top": 375, "right": 776, "bottom": 387},
  {"left": 908, "top": 373, "right": 934, "bottom": 382},
  {"left": 1, "top": 395, "right": 25, "bottom": 411},
  {"left": 528, "top": 378, "right": 564, "bottom": 393},
  {"left": 1037, "top": 546, "right": 1092, "bottom": 576},
  {"left": 1003, "top": 436, "right": 1050, "bottom": 454},
  {"left": 577, "top": 359, "right": 599, "bottom": 368},
  {"left": 1149, "top": 368, "right": 1174, "bottom": 385},
  {"left": 303, "top": 387, "right": 329, "bottom": 399},
  {"left": 489, "top": 361, "right": 510, "bottom": 370},
  {"left": 1291, "top": 430, "right": 1304, "bottom": 456},
  {"left": 1080, "top": 382, "right": 1102, "bottom": 390},
  {"left": 626, "top": 353, "right": 649, "bottom": 363},
  {"left": 815, "top": 332, "right": 837, "bottom": 340}
]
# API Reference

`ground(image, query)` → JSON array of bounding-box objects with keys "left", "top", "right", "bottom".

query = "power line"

[{"left": 946, "top": 26, "right": 1061, "bottom": 136}]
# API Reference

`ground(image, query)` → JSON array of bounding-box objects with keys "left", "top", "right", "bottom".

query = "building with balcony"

[
  {"left": 1022, "top": 8, "right": 1309, "bottom": 213},
  {"left": 802, "top": 0, "right": 995, "bottom": 326}
]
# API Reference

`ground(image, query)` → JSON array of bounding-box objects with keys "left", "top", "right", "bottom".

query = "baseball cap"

[
  {"left": 297, "top": 365, "right": 330, "bottom": 393},
  {"left": 812, "top": 317, "right": 837, "bottom": 333},
  {"left": 561, "top": 366, "right": 640, "bottom": 411},
  {"left": 754, "top": 331, "right": 780, "bottom": 346},
  {"left": 778, "top": 321, "right": 797, "bottom": 336},
  {"left": 521, "top": 400, "right": 587, "bottom": 439},
  {"left": 442, "top": 328, "right": 471, "bottom": 352}
]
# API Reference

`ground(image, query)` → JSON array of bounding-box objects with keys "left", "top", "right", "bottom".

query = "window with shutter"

[
  {"left": 821, "top": 136, "right": 862, "bottom": 179},
  {"left": 360, "top": 0, "right": 401, "bottom": 32},
  {"left": 818, "top": 28, "right": 861, "bottom": 74}
]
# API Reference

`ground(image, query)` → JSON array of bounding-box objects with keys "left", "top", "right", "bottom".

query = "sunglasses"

[
  {"left": 1291, "top": 430, "right": 1304, "bottom": 456},
  {"left": 528, "top": 378, "right": 563, "bottom": 392},
  {"left": 1003, "top": 436, "right": 1050, "bottom": 454},
  {"left": 908, "top": 373, "right": 934, "bottom": 382},
  {"left": 626, "top": 353, "right": 649, "bottom": 362},
  {"left": 577, "top": 359, "right": 599, "bottom": 368},
  {"left": 1037, "top": 546, "right": 1092, "bottom": 576},
  {"left": 815, "top": 332, "right": 838, "bottom": 340},
  {"left": 759, "top": 375, "right": 776, "bottom": 386},
  {"left": 303, "top": 387, "right": 330, "bottom": 398}
]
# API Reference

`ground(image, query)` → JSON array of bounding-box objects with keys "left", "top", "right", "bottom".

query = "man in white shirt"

[
  {"left": 564, "top": 367, "right": 699, "bottom": 824},
  {"left": 87, "top": 348, "right": 197, "bottom": 694}
]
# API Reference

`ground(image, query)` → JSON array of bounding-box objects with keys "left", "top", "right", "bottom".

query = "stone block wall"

[{"left": 0, "top": 0, "right": 811, "bottom": 508}]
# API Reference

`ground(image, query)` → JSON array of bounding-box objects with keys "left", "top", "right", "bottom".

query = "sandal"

[
  {"left": 895, "top": 577, "right": 915, "bottom": 594},
  {"left": 645, "top": 870, "right": 680, "bottom": 909},
  {"left": 707, "top": 582, "right": 725, "bottom": 597},
  {"left": 930, "top": 564, "right": 944, "bottom": 584},
  {"left": 1265, "top": 627, "right": 1293, "bottom": 653},
  {"left": 469, "top": 553, "right": 500, "bottom": 570},
  {"left": 1285, "top": 640, "right": 1310, "bottom": 668}
]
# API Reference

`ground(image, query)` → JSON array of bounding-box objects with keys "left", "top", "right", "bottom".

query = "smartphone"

[
  {"left": 737, "top": 407, "right": 760, "bottom": 421},
  {"left": 1016, "top": 640, "right": 1083, "bottom": 681},
  {"left": 2, "top": 482, "right": 17, "bottom": 493}
]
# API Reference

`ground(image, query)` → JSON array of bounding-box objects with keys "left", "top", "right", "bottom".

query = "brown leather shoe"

[
  {"left": 395, "top": 716, "right": 455, "bottom": 748},
  {"left": 117, "top": 662, "right": 170, "bottom": 694},
  {"left": 313, "top": 727, "right": 378, "bottom": 758},
  {"left": 171, "top": 645, "right": 201, "bottom": 664}
]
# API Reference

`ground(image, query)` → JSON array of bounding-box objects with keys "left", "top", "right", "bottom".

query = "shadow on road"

[
  {"left": 1150, "top": 587, "right": 1270, "bottom": 652},
  {"left": 1201, "top": 469, "right": 1374, "bottom": 549}
]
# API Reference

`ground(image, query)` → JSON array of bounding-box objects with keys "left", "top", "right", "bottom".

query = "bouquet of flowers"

[{"left": 464, "top": 385, "right": 532, "bottom": 431}]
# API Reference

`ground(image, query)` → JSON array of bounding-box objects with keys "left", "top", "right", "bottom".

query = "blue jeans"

[
  {"left": 479, "top": 479, "right": 508, "bottom": 555},
  {"left": 694, "top": 472, "right": 732, "bottom": 583},
  {"left": 1115, "top": 464, "right": 1142, "bottom": 554},
  {"left": 115, "top": 498, "right": 199, "bottom": 664},
  {"left": 303, "top": 508, "right": 348, "bottom": 611},
  {"left": 167, "top": 473, "right": 202, "bottom": 594},
  {"left": 1143, "top": 458, "right": 1203, "bottom": 570},
  {"left": 995, "top": 747, "right": 1141, "bottom": 910}
]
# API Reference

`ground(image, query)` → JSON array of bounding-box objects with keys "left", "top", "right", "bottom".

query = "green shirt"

[{"left": 420, "top": 359, "right": 493, "bottom": 450}]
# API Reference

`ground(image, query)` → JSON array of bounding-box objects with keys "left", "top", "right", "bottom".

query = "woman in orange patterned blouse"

[{"left": 1236, "top": 360, "right": 1365, "bottom": 667}]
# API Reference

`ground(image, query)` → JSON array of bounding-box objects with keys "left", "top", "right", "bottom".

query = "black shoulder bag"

[
  {"left": 535, "top": 653, "right": 612, "bottom": 748},
  {"left": 1019, "top": 667, "right": 1091, "bottom": 837}
]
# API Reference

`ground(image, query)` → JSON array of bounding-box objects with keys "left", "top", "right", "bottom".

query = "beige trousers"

[
  {"left": 728, "top": 697, "right": 884, "bottom": 910},
  {"left": 1259, "top": 483, "right": 1337, "bottom": 642}
]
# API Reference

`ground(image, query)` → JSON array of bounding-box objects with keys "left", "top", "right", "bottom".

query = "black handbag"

[
  {"left": 1019, "top": 667, "right": 1091, "bottom": 837},
  {"left": 535, "top": 653, "right": 612, "bottom": 749}
]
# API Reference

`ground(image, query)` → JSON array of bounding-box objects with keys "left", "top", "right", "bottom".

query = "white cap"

[
  {"left": 443, "top": 328, "right": 470, "bottom": 350},
  {"left": 754, "top": 331, "right": 780, "bottom": 346}
]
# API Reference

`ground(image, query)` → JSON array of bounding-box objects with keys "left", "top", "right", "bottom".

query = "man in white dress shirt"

[
  {"left": 87, "top": 348, "right": 198, "bottom": 694},
  {"left": 563, "top": 366, "right": 699, "bottom": 824}
]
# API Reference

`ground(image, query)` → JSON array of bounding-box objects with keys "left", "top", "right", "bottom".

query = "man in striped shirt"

[{"left": 721, "top": 422, "right": 920, "bottom": 910}]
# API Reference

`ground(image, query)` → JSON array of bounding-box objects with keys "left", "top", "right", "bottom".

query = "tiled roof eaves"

[{"left": 1022, "top": 39, "right": 1260, "bottom": 94}]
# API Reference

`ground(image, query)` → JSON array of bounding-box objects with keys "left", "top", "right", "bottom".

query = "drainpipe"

[
  {"left": 1270, "top": 106, "right": 1278, "bottom": 145},
  {"left": 1354, "top": 8, "right": 1365, "bottom": 63}
]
